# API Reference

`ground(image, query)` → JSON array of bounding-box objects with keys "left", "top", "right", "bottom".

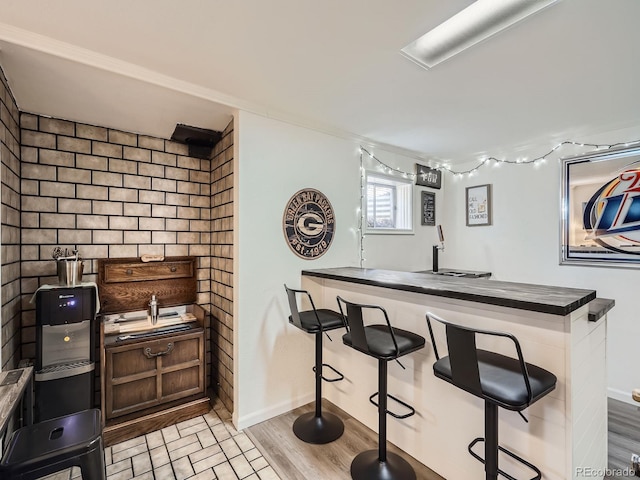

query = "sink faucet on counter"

[
  {"left": 432, "top": 224, "right": 445, "bottom": 273},
  {"left": 416, "top": 225, "right": 491, "bottom": 278},
  {"left": 149, "top": 295, "right": 158, "bottom": 325}
]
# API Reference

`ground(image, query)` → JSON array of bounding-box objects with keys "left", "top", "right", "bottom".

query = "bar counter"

[
  {"left": 301, "top": 267, "right": 608, "bottom": 480},
  {"left": 302, "top": 267, "right": 596, "bottom": 315}
]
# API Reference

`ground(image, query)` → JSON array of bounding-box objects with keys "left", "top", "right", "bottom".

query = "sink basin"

[
  {"left": 415, "top": 269, "right": 492, "bottom": 279},
  {"left": 432, "top": 271, "right": 467, "bottom": 277}
]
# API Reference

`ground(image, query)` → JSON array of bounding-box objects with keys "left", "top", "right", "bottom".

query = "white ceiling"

[{"left": 0, "top": 0, "right": 638, "bottom": 163}]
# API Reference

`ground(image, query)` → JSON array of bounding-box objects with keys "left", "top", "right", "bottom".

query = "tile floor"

[{"left": 43, "top": 401, "right": 281, "bottom": 480}]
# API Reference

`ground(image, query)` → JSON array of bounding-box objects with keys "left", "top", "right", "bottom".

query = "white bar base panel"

[{"left": 302, "top": 276, "right": 608, "bottom": 480}]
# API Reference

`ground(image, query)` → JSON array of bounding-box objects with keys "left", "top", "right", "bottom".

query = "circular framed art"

[{"left": 283, "top": 188, "right": 335, "bottom": 259}]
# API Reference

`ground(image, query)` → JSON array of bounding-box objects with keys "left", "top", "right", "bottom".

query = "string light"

[
  {"left": 358, "top": 150, "right": 365, "bottom": 268},
  {"left": 360, "top": 147, "right": 419, "bottom": 179},
  {"left": 356, "top": 138, "right": 640, "bottom": 266},
  {"left": 359, "top": 139, "right": 640, "bottom": 178}
]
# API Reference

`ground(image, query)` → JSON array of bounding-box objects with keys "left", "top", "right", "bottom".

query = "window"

[{"left": 365, "top": 172, "right": 413, "bottom": 233}]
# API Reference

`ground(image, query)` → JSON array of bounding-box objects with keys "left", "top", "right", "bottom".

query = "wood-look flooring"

[
  {"left": 246, "top": 400, "right": 444, "bottom": 480},
  {"left": 606, "top": 397, "right": 640, "bottom": 480},
  {"left": 247, "top": 398, "right": 640, "bottom": 480}
]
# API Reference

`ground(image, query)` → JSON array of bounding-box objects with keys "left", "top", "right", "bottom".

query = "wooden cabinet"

[
  {"left": 97, "top": 256, "right": 210, "bottom": 446},
  {"left": 104, "top": 328, "right": 205, "bottom": 420},
  {"left": 97, "top": 257, "right": 197, "bottom": 314}
]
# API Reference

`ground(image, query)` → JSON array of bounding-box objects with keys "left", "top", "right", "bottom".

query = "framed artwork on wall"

[
  {"left": 282, "top": 188, "right": 335, "bottom": 259},
  {"left": 415, "top": 164, "right": 442, "bottom": 189},
  {"left": 466, "top": 184, "right": 492, "bottom": 226},
  {"left": 421, "top": 191, "right": 436, "bottom": 226},
  {"left": 561, "top": 145, "right": 640, "bottom": 267}
]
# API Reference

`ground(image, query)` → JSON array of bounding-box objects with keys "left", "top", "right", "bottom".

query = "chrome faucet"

[{"left": 149, "top": 295, "right": 159, "bottom": 325}]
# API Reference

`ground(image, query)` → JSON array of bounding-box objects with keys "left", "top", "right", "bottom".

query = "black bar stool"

[
  {"left": 284, "top": 285, "right": 346, "bottom": 444},
  {"left": 337, "top": 296, "right": 425, "bottom": 480},
  {"left": 425, "top": 312, "right": 557, "bottom": 480},
  {"left": 0, "top": 408, "right": 105, "bottom": 480}
]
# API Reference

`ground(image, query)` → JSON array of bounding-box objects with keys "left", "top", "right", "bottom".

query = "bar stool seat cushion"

[
  {"left": 289, "top": 309, "right": 345, "bottom": 334},
  {"left": 433, "top": 349, "right": 557, "bottom": 410},
  {"left": 343, "top": 324, "right": 426, "bottom": 360}
]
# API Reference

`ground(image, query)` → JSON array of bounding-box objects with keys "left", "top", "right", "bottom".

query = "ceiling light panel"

[{"left": 401, "top": 0, "right": 559, "bottom": 69}]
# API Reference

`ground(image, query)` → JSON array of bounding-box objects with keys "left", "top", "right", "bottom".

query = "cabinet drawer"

[
  {"left": 103, "top": 260, "right": 193, "bottom": 283},
  {"left": 104, "top": 329, "right": 204, "bottom": 419}
]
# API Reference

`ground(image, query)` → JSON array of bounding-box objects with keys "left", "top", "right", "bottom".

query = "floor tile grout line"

[{"left": 104, "top": 402, "right": 280, "bottom": 480}]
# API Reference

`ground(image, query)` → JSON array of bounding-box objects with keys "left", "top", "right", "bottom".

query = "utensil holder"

[{"left": 57, "top": 260, "right": 84, "bottom": 286}]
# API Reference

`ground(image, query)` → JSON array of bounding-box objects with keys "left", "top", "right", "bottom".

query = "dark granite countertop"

[{"left": 302, "top": 267, "right": 597, "bottom": 316}]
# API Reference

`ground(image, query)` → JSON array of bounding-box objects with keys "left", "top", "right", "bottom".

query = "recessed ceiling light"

[{"left": 401, "top": 0, "right": 559, "bottom": 69}]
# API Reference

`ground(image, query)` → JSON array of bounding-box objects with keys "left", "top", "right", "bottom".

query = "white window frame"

[{"left": 364, "top": 171, "right": 414, "bottom": 234}]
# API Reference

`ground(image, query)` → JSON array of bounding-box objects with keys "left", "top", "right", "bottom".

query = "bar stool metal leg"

[
  {"left": 485, "top": 402, "right": 498, "bottom": 480},
  {"left": 350, "top": 360, "right": 416, "bottom": 480},
  {"left": 78, "top": 436, "right": 106, "bottom": 480},
  {"left": 468, "top": 402, "right": 542, "bottom": 480},
  {"left": 293, "top": 332, "right": 344, "bottom": 444}
]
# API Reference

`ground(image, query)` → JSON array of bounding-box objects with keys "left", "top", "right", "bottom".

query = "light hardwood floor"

[
  {"left": 248, "top": 398, "right": 640, "bottom": 480},
  {"left": 246, "top": 400, "right": 444, "bottom": 480},
  {"left": 606, "top": 398, "right": 640, "bottom": 480}
]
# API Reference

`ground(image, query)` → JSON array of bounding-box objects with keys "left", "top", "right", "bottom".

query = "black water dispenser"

[{"left": 35, "top": 286, "right": 97, "bottom": 421}]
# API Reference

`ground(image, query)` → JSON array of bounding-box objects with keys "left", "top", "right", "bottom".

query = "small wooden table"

[{"left": 0, "top": 367, "right": 33, "bottom": 437}]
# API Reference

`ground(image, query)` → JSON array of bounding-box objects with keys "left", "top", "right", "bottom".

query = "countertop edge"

[
  {"left": 588, "top": 298, "right": 615, "bottom": 322},
  {"left": 302, "top": 269, "right": 596, "bottom": 316}
]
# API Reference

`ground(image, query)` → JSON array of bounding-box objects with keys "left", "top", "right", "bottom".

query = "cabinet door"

[
  {"left": 98, "top": 257, "right": 197, "bottom": 314},
  {"left": 159, "top": 333, "right": 204, "bottom": 401},
  {"left": 105, "top": 329, "right": 204, "bottom": 419},
  {"left": 107, "top": 343, "right": 157, "bottom": 418}
]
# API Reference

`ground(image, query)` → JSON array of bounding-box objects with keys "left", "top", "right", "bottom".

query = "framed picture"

[
  {"left": 561, "top": 145, "right": 640, "bottom": 267},
  {"left": 415, "top": 164, "right": 442, "bottom": 189},
  {"left": 421, "top": 191, "right": 436, "bottom": 226},
  {"left": 466, "top": 184, "right": 492, "bottom": 226}
]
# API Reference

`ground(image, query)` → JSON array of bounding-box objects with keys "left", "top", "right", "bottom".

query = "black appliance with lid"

[{"left": 35, "top": 285, "right": 97, "bottom": 422}]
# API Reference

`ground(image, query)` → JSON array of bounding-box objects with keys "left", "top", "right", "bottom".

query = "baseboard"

[
  {"left": 104, "top": 397, "right": 211, "bottom": 446},
  {"left": 236, "top": 392, "right": 314, "bottom": 431},
  {"left": 608, "top": 387, "right": 637, "bottom": 406}
]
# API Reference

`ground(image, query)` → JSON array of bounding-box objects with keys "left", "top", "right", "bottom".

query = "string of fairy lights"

[
  {"left": 359, "top": 139, "right": 640, "bottom": 179},
  {"left": 358, "top": 151, "right": 365, "bottom": 267},
  {"left": 357, "top": 138, "right": 640, "bottom": 266}
]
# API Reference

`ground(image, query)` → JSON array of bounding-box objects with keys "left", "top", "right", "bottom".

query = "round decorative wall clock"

[{"left": 283, "top": 188, "right": 335, "bottom": 259}]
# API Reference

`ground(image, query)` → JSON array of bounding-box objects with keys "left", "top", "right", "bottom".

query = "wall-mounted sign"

[
  {"left": 562, "top": 145, "right": 640, "bottom": 267},
  {"left": 283, "top": 188, "right": 335, "bottom": 259},
  {"left": 415, "top": 164, "right": 442, "bottom": 189},
  {"left": 421, "top": 191, "right": 436, "bottom": 226},
  {"left": 466, "top": 184, "right": 492, "bottom": 226}
]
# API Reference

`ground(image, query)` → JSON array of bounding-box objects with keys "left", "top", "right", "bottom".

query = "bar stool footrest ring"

[
  {"left": 312, "top": 363, "right": 344, "bottom": 383},
  {"left": 468, "top": 437, "right": 542, "bottom": 480},
  {"left": 369, "top": 392, "right": 416, "bottom": 419}
]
